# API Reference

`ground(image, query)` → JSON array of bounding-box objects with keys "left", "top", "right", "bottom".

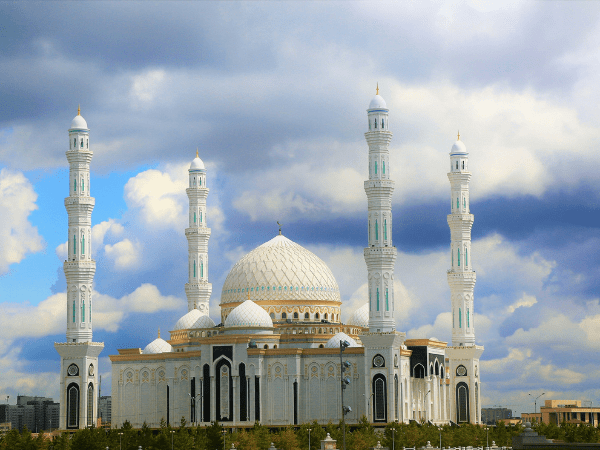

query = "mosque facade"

[{"left": 57, "top": 91, "right": 483, "bottom": 429}]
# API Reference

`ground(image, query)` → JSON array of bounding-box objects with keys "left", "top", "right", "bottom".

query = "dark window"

[
  {"left": 293, "top": 381, "right": 298, "bottom": 425},
  {"left": 254, "top": 376, "right": 260, "bottom": 421},
  {"left": 239, "top": 363, "right": 247, "bottom": 421},
  {"left": 87, "top": 383, "right": 94, "bottom": 426},
  {"left": 293, "top": 312, "right": 299, "bottom": 319},
  {"left": 282, "top": 312, "right": 287, "bottom": 319},
  {"left": 457, "top": 382, "right": 470, "bottom": 423},
  {"left": 67, "top": 383, "right": 79, "bottom": 429},
  {"left": 304, "top": 312, "right": 309, "bottom": 319},
  {"left": 373, "top": 375, "right": 387, "bottom": 422},
  {"left": 203, "top": 364, "right": 210, "bottom": 422}
]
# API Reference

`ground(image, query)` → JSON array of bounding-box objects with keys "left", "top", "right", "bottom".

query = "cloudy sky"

[{"left": 1, "top": 0, "right": 600, "bottom": 417}]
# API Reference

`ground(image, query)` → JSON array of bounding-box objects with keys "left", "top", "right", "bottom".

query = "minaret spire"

[
  {"left": 185, "top": 149, "right": 212, "bottom": 313},
  {"left": 445, "top": 134, "right": 484, "bottom": 424},
  {"left": 55, "top": 107, "right": 103, "bottom": 430},
  {"left": 364, "top": 88, "right": 397, "bottom": 332}
]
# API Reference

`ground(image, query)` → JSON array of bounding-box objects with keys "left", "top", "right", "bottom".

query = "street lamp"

[
  {"left": 188, "top": 393, "right": 202, "bottom": 426},
  {"left": 438, "top": 426, "right": 442, "bottom": 450},
  {"left": 391, "top": 427, "right": 396, "bottom": 450},
  {"left": 422, "top": 390, "right": 431, "bottom": 422},
  {"left": 340, "top": 339, "right": 352, "bottom": 450},
  {"left": 363, "top": 393, "right": 374, "bottom": 422},
  {"left": 170, "top": 430, "right": 175, "bottom": 450},
  {"left": 222, "top": 428, "right": 227, "bottom": 450},
  {"left": 307, "top": 427, "right": 312, "bottom": 450},
  {"left": 118, "top": 432, "right": 123, "bottom": 450},
  {"left": 529, "top": 393, "right": 545, "bottom": 418},
  {"left": 485, "top": 427, "right": 489, "bottom": 449}
]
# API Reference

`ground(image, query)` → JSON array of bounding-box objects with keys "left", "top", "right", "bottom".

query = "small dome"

[
  {"left": 174, "top": 309, "right": 202, "bottom": 330},
  {"left": 225, "top": 300, "right": 273, "bottom": 328},
  {"left": 190, "top": 157, "right": 205, "bottom": 170},
  {"left": 143, "top": 337, "right": 172, "bottom": 354},
  {"left": 325, "top": 332, "right": 359, "bottom": 349},
  {"left": 368, "top": 95, "right": 387, "bottom": 110},
  {"left": 70, "top": 114, "right": 88, "bottom": 130},
  {"left": 193, "top": 314, "right": 216, "bottom": 329},
  {"left": 347, "top": 303, "right": 369, "bottom": 328},
  {"left": 450, "top": 139, "right": 467, "bottom": 154}
]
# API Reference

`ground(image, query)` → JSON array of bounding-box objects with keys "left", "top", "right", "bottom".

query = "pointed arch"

[
  {"left": 373, "top": 374, "right": 387, "bottom": 422},
  {"left": 193, "top": 260, "right": 196, "bottom": 278},
  {"left": 385, "top": 288, "right": 389, "bottom": 311},
  {"left": 459, "top": 308, "right": 462, "bottom": 328},
  {"left": 375, "top": 160, "right": 378, "bottom": 174},
  {"left": 375, "top": 220, "right": 379, "bottom": 240},
  {"left": 383, "top": 160, "right": 386, "bottom": 175},
  {"left": 376, "top": 287, "right": 380, "bottom": 311},
  {"left": 81, "top": 234, "right": 85, "bottom": 255},
  {"left": 201, "top": 260, "right": 204, "bottom": 278},
  {"left": 66, "top": 383, "right": 80, "bottom": 429}
]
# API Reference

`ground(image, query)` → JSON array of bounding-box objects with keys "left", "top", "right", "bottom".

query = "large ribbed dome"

[{"left": 220, "top": 234, "right": 340, "bottom": 305}]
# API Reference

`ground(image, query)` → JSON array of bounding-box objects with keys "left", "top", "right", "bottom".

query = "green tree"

[
  {"left": 297, "top": 421, "right": 326, "bottom": 450},
  {"left": 274, "top": 427, "right": 300, "bottom": 450},
  {"left": 206, "top": 421, "right": 224, "bottom": 450}
]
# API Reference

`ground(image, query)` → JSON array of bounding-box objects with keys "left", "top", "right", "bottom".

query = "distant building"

[
  {"left": 0, "top": 396, "right": 59, "bottom": 431},
  {"left": 481, "top": 407, "right": 512, "bottom": 425},
  {"left": 98, "top": 396, "right": 111, "bottom": 426},
  {"left": 522, "top": 400, "right": 600, "bottom": 426}
]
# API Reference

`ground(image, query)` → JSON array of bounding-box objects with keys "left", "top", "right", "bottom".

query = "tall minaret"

[
  {"left": 445, "top": 134, "right": 484, "bottom": 424},
  {"left": 184, "top": 150, "right": 212, "bottom": 314},
  {"left": 446, "top": 133, "right": 476, "bottom": 346},
  {"left": 55, "top": 107, "right": 104, "bottom": 430},
  {"left": 364, "top": 85, "right": 397, "bottom": 332}
]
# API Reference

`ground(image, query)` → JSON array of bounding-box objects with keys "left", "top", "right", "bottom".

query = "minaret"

[
  {"left": 445, "top": 134, "right": 484, "bottom": 424},
  {"left": 55, "top": 107, "right": 104, "bottom": 430},
  {"left": 364, "top": 85, "right": 397, "bottom": 332},
  {"left": 446, "top": 133, "right": 476, "bottom": 346},
  {"left": 184, "top": 149, "right": 212, "bottom": 314}
]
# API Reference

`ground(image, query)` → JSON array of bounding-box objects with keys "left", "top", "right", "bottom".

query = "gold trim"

[
  {"left": 110, "top": 350, "right": 202, "bottom": 362},
  {"left": 405, "top": 338, "right": 447, "bottom": 349}
]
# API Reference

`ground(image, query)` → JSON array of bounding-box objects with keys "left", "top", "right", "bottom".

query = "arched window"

[
  {"left": 74, "top": 179, "right": 77, "bottom": 192},
  {"left": 375, "top": 161, "right": 378, "bottom": 174},
  {"left": 67, "top": 383, "right": 79, "bottom": 429},
  {"left": 193, "top": 260, "right": 196, "bottom": 278},
  {"left": 194, "top": 212, "right": 196, "bottom": 224},
  {"left": 86, "top": 139, "right": 88, "bottom": 149},
  {"left": 375, "top": 220, "right": 379, "bottom": 240},
  {"left": 459, "top": 308, "right": 462, "bottom": 328},
  {"left": 73, "top": 235, "right": 76, "bottom": 255},
  {"left": 293, "top": 312, "right": 299, "bottom": 319},
  {"left": 73, "top": 301, "right": 76, "bottom": 322},
  {"left": 74, "top": 138, "right": 76, "bottom": 148},
  {"left": 456, "top": 382, "right": 470, "bottom": 423},
  {"left": 82, "top": 301, "right": 85, "bottom": 322},
  {"left": 463, "top": 197, "right": 466, "bottom": 209},
  {"left": 462, "top": 161, "right": 465, "bottom": 169},
  {"left": 385, "top": 288, "right": 389, "bottom": 311},
  {"left": 269, "top": 312, "right": 275, "bottom": 319},
  {"left": 384, "top": 219, "right": 387, "bottom": 240},
  {"left": 467, "top": 308, "right": 470, "bottom": 328},
  {"left": 315, "top": 313, "right": 320, "bottom": 320},
  {"left": 304, "top": 312, "right": 309, "bottom": 320},
  {"left": 465, "top": 248, "right": 468, "bottom": 266},
  {"left": 282, "top": 312, "right": 287, "bottom": 319},
  {"left": 374, "top": 118, "right": 378, "bottom": 129},
  {"left": 457, "top": 198, "right": 459, "bottom": 209},
  {"left": 80, "top": 138, "right": 83, "bottom": 148},
  {"left": 382, "top": 118, "right": 385, "bottom": 129},
  {"left": 87, "top": 383, "right": 94, "bottom": 427},
  {"left": 199, "top": 177, "right": 202, "bottom": 186},
  {"left": 383, "top": 160, "right": 385, "bottom": 175},
  {"left": 373, "top": 375, "right": 387, "bottom": 422},
  {"left": 81, "top": 178, "right": 84, "bottom": 192},
  {"left": 193, "top": 177, "right": 196, "bottom": 186},
  {"left": 324, "top": 313, "right": 328, "bottom": 320},
  {"left": 458, "top": 249, "right": 460, "bottom": 267},
  {"left": 201, "top": 261, "right": 204, "bottom": 278},
  {"left": 200, "top": 212, "right": 203, "bottom": 223},
  {"left": 81, "top": 235, "right": 84, "bottom": 255},
  {"left": 456, "top": 161, "right": 459, "bottom": 169},
  {"left": 376, "top": 288, "right": 380, "bottom": 311}
]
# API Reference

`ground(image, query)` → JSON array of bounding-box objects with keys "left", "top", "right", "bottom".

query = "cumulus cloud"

[
  {"left": 507, "top": 293, "right": 538, "bottom": 313},
  {"left": 104, "top": 238, "right": 142, "bottom": 270},
  {"left": 0, "top": 169, "right": 44, "bottom": 274},
  {"left": 130, "top": 69, "right": 167, "bottom": 105},
  {"left": 56, "top": 219, "right": 124, "bottom": 260}
]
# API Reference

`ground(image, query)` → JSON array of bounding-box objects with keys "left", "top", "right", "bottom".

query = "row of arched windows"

[
  {"left": 452, "top": 159, "right": 467, "bottom": 171},
  {"left": 451, "top": 246, "right": 469, "bottom": 268},
  {"left": 71, "top": 137, "right": 88, "bottom": 150},
  {"left": 453, "top": 307, "right": 471, "bottom": 329},
  {"left": 190, "top": 175, "right": 205, "bottom": 188},
  {"left": 267, "top": 311, "right": 338, "bottom": 322},
  {"left": 368, "top": 117, "right": 387, "bottom": 131}
]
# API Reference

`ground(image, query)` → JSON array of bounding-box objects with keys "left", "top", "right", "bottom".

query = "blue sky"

[{"left": 1, "top": 1, "right": 600, "bottom": 416}]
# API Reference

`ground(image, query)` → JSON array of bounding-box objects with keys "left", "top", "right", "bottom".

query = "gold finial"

[
  {"left": 277, "top": 221, "right": 282, "bottom": 235},
  {"left": 196, "top": 147, "right": 199, "bottom": 158},
  {"left": 158, "top": 328, "right": 161, "bottom": 339},
  {"left": 77, "top": 104, "right": 81, "bottom": 116},
  {"left": 457, "top": 130, "right": 460, "bottom": 141},
  {"left": 247, "top": 289, "right": 250, "bottom": 301},
  {"left": 376, "top": 83, "right": 379, "bottom": 95}
]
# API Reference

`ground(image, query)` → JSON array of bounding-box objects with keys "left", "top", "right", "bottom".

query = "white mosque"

[{"left": 55, "top": 91, "right": 484, "bottom": 430}]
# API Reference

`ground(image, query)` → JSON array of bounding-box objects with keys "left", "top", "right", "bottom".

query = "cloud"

[
  {"left": 507, "top": 293, "right": 538, "bottom": 313},
  {"left": 104, "top": 238, "right": 142, "bottom": 270},
  {"left": 56, "top": 219, "right": 124, "bottom": 260},
  {"left": 0, "top": 168, "right": 44, "bottom": 274},
  {"left": 130, "top": 69, "right": 167, "bottom": 105}
]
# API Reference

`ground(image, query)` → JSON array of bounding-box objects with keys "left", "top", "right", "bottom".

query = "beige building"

[{"left": 522, "top": 400, "right": 600, "bottom": 426}]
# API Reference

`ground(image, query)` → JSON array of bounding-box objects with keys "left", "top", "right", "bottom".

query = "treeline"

[{"left": 1, "top": 417, "right": 593, "bottom": 450}]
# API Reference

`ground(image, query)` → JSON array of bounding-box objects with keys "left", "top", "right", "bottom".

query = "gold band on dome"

[{"left": 220, "top": 299, "right": 342, "bottom": 308}]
